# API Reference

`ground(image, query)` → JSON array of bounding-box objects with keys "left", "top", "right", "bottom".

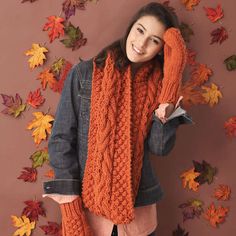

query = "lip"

[{"left": 132, "top": 44, "right": 144, "bottom": 55}]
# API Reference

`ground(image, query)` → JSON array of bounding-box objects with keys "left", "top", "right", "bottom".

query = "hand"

[
  {"left": 42, "top": 194, "right": 78, "bottom": 204},
  {"left": 155, "top": 103, "right": 175, "bottom": 124}
]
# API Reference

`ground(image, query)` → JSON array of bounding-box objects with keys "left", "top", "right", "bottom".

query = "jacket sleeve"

[
  {"left": 43, "top": 64, "right": 82, "bottom": 195},
  {"left": 147, "top": 113, "right": 193, "bottom": 156}
]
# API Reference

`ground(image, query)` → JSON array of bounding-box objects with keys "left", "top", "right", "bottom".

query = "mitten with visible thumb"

[
  {"left": 60, "top": 196, "right": 93, "bottom": 236},
  {"left": 158, "top": 27, "right": 187, "bottom": 105}
]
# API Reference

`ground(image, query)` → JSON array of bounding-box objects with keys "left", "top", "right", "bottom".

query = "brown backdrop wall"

[{"left": 0, "top": 0, "right": 235, "bottom": 235}]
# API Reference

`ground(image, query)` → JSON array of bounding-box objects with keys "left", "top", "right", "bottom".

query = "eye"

[
  {"left": 150, "top": 38, "right": 159, "bottom": 45},
  {"left": 137, "top": 27, "right": 144, "bottom": 34}
]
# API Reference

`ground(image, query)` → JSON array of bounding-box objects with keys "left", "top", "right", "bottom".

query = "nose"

[{"left": 136, "top": 37, "right": 147, "bottom": 49}]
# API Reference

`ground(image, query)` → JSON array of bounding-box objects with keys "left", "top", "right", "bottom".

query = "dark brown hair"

[{"left": 94, "top": 2, "right": 179, "bottom": 71}]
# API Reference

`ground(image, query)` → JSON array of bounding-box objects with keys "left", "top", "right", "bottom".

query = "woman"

[{"left": 43, "top": 2, "right": 189, "bottom": 236}]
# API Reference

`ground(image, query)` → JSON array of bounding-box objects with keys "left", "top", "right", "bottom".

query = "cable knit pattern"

[
  {"left": 158, "top": 27, "right": 187, "bottom": 104},
  {"left": 60, "top": 196, "right": 93, "bottom": 236},
  {"left": 82, "top": 52, "right": 162, "bottom": 224}
]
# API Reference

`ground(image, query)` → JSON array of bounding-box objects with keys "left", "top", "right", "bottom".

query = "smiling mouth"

[{"left": 132, "top": 44, "right": 144, "bottom": 55}]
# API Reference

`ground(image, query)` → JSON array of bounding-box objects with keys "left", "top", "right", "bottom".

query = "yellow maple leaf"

[
  {"left": 180, "top": 168, "right": 200, "bottom": 191},
  {"left": 11, "top": 215, "right": 35, "bottom": 236},
  {"left": 201, "top": 83, "right": 223, "bottom": 107},
  {"left": 25, "top": 43, "right": 48, "bottom": 69},
  {"left": 27, "top": 112, "right": 54, "bottom": 145},
  {"left": 37, "top": 68, "right": 57, "bottom": 90}
]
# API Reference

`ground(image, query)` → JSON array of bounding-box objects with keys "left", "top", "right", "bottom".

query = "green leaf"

[
  {"left": 224, "top": 55, "right": 236, "bottom": 71},
  {"left": 30, "top": 148, "right": 49, "bottom": 168}
]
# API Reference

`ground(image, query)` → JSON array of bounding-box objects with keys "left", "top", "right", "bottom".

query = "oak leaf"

[
  {"left": 37, "top": 68, "right": 57, "bottom": 90},
  {"left": 180, "top": 168, "right": 200, "bottom": 191},
  {"left": 204, "top": 4, "right": 224, "bottom": 23},
  {"left": 1, "top": 93, "right": 26, "bottom": 118},
  {"left": 193, "top": 160, "right": 217, "bottom": 185},
  {"left": 17, "top": 167, "right": 37, "bottom": 182},
  {"left": 181, "top": 0, "right": 200, "bottom": 11},
  {"left": 213, "top": 184, "right": 231, "bottom": 201},
  {"left": 27, "top": 112, "right": 54, "bottom": 145},
  {"left": 43, "top": 16, "right": 65, "bottom": 43},
  {"left": 224, "top": 116, "right": 236, "bottom": 138},
  {"left": 22, "top": 200, "right": 46, "bottom": 221},
  {"left": 40, "top": 221, "right": 62, "bottom": 236},
  {"left": 26, "top": 88, "right": 45, "bottom": 109},
  {"left": 201, "top": 83, "right": 222, "bottom": 107},
  {"left": 172, "top": 224, "right": 189, "bottom": 236},
  {"left": 204, "top": 202, "right": 229, "bottom": 227},
  {"left": 224, "top": 55, "right": 236, "bottom": 71},
  {"left": 210, "top": 27, "right": 228, "bottom": 44},
  {"left": 11, "top": 215, "right": 35, "bottom": 236},
  {"left": 30, "top": 147, "right": 49, "bottom": 168}
]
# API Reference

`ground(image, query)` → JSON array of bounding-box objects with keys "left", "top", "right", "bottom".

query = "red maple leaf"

[
  {"left": 22, "top": 200, "right": 46, "bottom": 221},
  {"left": 210, "top": 27, "right": 228, "bottom": 44},
  {"left": 40, "top": 221, "right": 62, "bottom": 236},
  {"left": 27, "top": 88, "right": 45, "bottom": 108},
  {"left": 224, "top": 116, "right": 236, "bottom": 138},
  {"left": 17, "top": 167, "right": 37, "bottom": 182},
  {"left": 204, "top": 4, "right": 224, "bottom": 23}
]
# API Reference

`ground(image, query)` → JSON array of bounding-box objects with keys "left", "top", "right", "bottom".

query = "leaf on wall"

[
  {"left": 181, "top": 0, "right": 200, "bottom": 11},
  {"left": 204, "top": 202, "right": 229, "bottom": 227},
  {"left": 172, "top": 224, "right": 189, "bottom": 236},
  {"left": 193, "top": 160, "right": 217, "bottom": 185},
  {"left": 62, "top": 0, "right": 87, "bottom": 20},
  {"left": 43, "top": 16, "right": 65, "bottom": 43},
  {"left": 162, "top": 1, "right": 176, "bottom": 14},
  {"left": 22, "top": 200, "right": 46, "bottom": 222},
  {"left": 224, "top": 55, "right": 236, "bottom": 71},
  {"left": 187, "top": 48, "right": 197, "bottom": 66},
  {"left": 224, "top": 116, "right": 236, "bottom": 138},
  {"left": 30, "top": 147, "right": 49, "bottom": 168},
  {"left": 17, "top": 167, "right": 37, "bottom": 182},
  {"left": 51, "top": 58, "right": 66, "bottom": 76},
  {"left": 180, "top": 168, "right": 200, "bottom": 191},
  {"left": 213, "top": 184, "right": 231, "bottom": 201},
  {"left": 25, "top": 44, "right": 48, "bottom": 69},
  {"left": 203, "top": 4, "right": 224, "bottom": 23},
  {"left": 210, "top": 27, "right": 228, "bottom": 44},
  {"left": 11, "top": 215, "right": 35, "bottom": 236},
  {"left": 27, "top": 88, "right": 45, "bottom": 109},
  {"left": 37, "top": 69, "right": 57, "bottom": 90},
  {"left": 44, "top": 169, "right": 55, "bottom": 179},
  {"left": 40, "top": 221, "right": 62, "bottom": 236},
  {"left": 179, "top": 22, "right": 194, "bottom": 42},
  {"left": 1, "top": 93, "right": 26, "bottom": 118},
  {"left": 27, "top": 112, "right": 54, "bottom": 145},
  {"left": 201, "top": 83, "right": 223, "bottom": 107}
]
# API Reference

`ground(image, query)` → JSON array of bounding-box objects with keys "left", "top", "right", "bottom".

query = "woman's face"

[{"left": 126, "top": 15, "right": 166, "bottom": 63}]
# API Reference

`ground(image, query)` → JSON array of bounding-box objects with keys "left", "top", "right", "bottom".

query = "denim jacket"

[{"left": 43, "top": 59, "right": 193, "bottom": 207}]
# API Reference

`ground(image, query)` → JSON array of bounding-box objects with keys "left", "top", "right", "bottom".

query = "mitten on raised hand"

[
  {"left": 60, "top": 196, "right": 93, "bottom": 236},
  {"left": 158, "top": 27, "right": 187, "bottom": 105}
]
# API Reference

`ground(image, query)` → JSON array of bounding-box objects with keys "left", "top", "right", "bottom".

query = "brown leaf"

[
  {"left": 210, "top": 27, "right": 228, "bottom": 44},
  {"left": 17, "top": 167, "right": 37, "bottom": 182},
  {"left": 22, "top": 200, "right": 46, "bottom": 221}
]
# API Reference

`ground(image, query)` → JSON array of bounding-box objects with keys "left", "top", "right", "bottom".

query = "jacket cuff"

[{"left": 43, "top": 179, "right": 81, "bottom": 195}]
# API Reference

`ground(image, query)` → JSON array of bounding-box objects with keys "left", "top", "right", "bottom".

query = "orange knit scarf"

[{"left": 82, "top": 52, "right": 162, "bottom": 224}]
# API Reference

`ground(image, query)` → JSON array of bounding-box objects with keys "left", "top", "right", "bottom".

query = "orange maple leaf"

[
  {"left": 181, "top": 0, "right": 200, "bottom": 11},
  {"left": 213, "top": 184, "right": 231, "bottom": 201},
  {"left": 37, "top": 68, "right": 57, "bottom": 90},
  {"left": 27, "top": 112, "right": 54, "bottom": 145},
  {"left": 27, "top": 88, "right": 45, "bottom": 108},
  {"left": 180, "top": 168, "right": 201, "bottom": 191},
  {"left": 204, "top": 202, "right": 229, "bottom": 227},
  {"left": 44, "top": 169, "right": 55, "bottom": 179},
  {"left": 43, "top": 16, "right": 65, "bottom": 43},
  {"left": 201, "top": 83, "right": 222, "bottom": 107},
  {"left": 204, "top": 4, "right": 224, "bottom": 23},
  {"left": 224, "top": 116, "right": 236, "bottom": 138}
]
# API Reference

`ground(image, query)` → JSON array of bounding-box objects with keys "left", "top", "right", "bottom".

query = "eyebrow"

[{"left": 137, "top": 23, "right": 164, "bottom": 42}]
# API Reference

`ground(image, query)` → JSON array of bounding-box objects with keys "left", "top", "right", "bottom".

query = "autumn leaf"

[
  {"left": 30, "top": 147, "right": 49, "bottom": 168},
  {"left": 210, "top": 27, "right": 228, "bottom": 44},
  {"left": 43, "top": 16, "right": 65, "bottom": 43},
  {"left": 204, "top": 4, "right": 224, "bottom": 23},
  {"left": 1, "top": 93, "right": 26, "bottom": 118},
  {"left": 51, "top": 58, "right": 66, "bottom": 76},
  {"left": 181, "top": 0, "right": 200, "bottom": 11},
  {"left": 37, "top": 68, "right": 57, "bottom": 90},
  {"left": 22, "top": 200, "right": 46, "bottom": 222},
  {"left": 179, "top": 199, "right": 204, "bottom": 222},
  {"left": 187, "top": 48, "right": 197, "bottom": 66},
  {"left": 201, "top": 83, "right": 222, "bottom": 107},
  {"left": 40, "top": 221, "right": 62, "bottom": 236},
  {"left": 190, "top": 63, "right": 213, "bottom": 86},
  {"left": 224, "top": 55, "right": 236, "bottom": 71},
  {"left": 180, "top": 168, "right": 200, "bottom": 191},
  {"left": 224, "top": 116, "right": 236, "bottom": 138},
  {"left": 213, "top": 184, "right": 231, "bottom": 201},
  {"left": 27, "top": 88, "right": 45, "bottom": 109},
  {"left": 179, "top": 22, "right": 194, "bottom": 42},
  {"left": 44, "top": 169, "right": 55, "bottom": 179},
  {"left": 11, "top": 215, "right": 35, "bottom": 236},
  {"left": 27, "top": 112, "right": 54, "bottom": 145},
  {"left": 193, "top": 160, "right": 217, "bottom": 185},
  {"left": 62, "top": 0, "right": 87, "bottom": 20},
  {"left": 17, "top": 167, "right": 37, "bottom": 182},
  {"left": 162, "top": 1, "right": 176, "bottom": 14},
  {"left": 172, "top": 224, "right": 189, "bottom": 236},
  {"left": 204, "top": 202, "right": 229, "bottom": 227}
]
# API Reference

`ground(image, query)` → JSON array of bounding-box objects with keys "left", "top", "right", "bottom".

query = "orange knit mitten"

[
  {"left": 60, "top": 196, "right": 93, "bottom": 236},
  {"left": 158, "top": 27, "right": 187, "bottom": 105}
]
